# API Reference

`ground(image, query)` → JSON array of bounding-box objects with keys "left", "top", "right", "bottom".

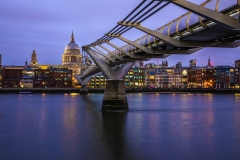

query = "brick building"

[{"left": 1, "top": 66, "right": 72, "bottom": 88}]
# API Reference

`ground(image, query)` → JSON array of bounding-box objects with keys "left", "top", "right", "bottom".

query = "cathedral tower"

[{"left": 30, "top": 49, "right": 38, "bottom": 67}]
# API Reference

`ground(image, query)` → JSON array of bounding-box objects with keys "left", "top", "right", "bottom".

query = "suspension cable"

[
  {"left": 133, "top": 1, "right": 163, "bottom": 23},
  {"left": 126, "top": 0, "right": 155, "bottom": 24},
  {"left": 139, "top": 2, "right": 170, "bottom": 23}
]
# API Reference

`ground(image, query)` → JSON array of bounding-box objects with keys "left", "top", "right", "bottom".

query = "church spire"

[
  {"left": 207, "top": 56, "right": 212, "bottom": 66},
  {"left": 32, "top": 49, "right": 36, "bottom": 54},
  {"left": 70, "top": 30, "right": 75, "bottom": 43}
]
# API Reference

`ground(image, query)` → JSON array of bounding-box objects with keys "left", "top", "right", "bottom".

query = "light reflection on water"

[{"left": 0, "top": 93, "right": 240, "bottom": 160}]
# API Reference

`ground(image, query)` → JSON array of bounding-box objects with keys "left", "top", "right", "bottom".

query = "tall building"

[
  {"left": 189, "top": 59, "right": 197, "bottom": 67},
  {"left": 139, "top": 61, "right": 144, "bottom": 68},
  {"left": 30, "top": 49, "right": 38, "bottom": 67},
  {"left": 215, "top": 66, "right": 235, "bottom": 88},
  {"left": 235, "top": 59, "right": 240, "bottom": 68},
  {"left": 62, "top": 31, "right": 82, "bottom": 74},
  {"left": 162, "top": 60, "right": 168, "bottom": 67},
  {"left": 176, "top": 62, "right": 182, "bottom": 68}
]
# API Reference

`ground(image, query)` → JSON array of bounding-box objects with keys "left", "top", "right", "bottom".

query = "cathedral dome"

[
  {"left": 64, "top": 31, "right": 80, "bottom": 52},
  {"left": 62, "top": 31, "right": 82, "bottom": 67},
  {"left": 65, "top": 42, "right": 80, "bottom": 50}
]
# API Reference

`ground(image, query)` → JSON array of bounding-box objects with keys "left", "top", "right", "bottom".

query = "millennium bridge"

[{"left": 75, "top": 0, "right": 240, "bottom": 111}]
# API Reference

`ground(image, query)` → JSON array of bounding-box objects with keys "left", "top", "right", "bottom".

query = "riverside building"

[
  {"left": 1, "top": 65, "right": 72, "bottom": 88},
  {"left": 87, "top": 67, "right": 145, "bottom": 89},
  {"left": 0, "top": 31, "right": 80, "bottom": 88},
  {"left": 86, "top": 59, "right": 240, "bottom": 89}
]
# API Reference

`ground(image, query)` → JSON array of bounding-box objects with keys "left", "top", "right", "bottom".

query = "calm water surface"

[{"left": 0, "top": 93, "right": 240, "bottom": 160}]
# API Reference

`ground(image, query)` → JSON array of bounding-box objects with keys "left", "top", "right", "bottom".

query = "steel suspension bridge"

[{"left": 75, "top": 0, "right": 240, "bottom": 111}]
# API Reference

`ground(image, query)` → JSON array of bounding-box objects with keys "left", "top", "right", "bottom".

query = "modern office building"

[
  {"left": 88, "top": 75, "right": 106, "bottom": 89},
  {"left": 126, "top": 67, "right": 145, "bottom": 88},
  {"left": 214, "top": 65, "right": 235, "bottom": 88},
  {"left": 87, "top": 67, "right": 145, "bottom": 89}
]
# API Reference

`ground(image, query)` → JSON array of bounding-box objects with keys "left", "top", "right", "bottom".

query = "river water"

[{"left": 0, "top": 93, "right": 240, "bottom": 160}]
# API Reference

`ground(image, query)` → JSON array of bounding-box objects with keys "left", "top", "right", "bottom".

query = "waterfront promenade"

[{"left": 0, "top": 88, "right": 240, "bottom": 94}]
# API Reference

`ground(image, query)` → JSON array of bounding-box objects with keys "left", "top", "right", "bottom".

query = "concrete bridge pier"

[
  {"left": 84, "top": 48, "right": 134, "bottom": 111},
  {"left": 80, "top": 85, "right": 88, "bottom": 94},
  {"left": 75, "top": 74, "right": 92, "bottom": 95},
  {"left": 102, "top": 79, "right": 128, "bottom": 111}
]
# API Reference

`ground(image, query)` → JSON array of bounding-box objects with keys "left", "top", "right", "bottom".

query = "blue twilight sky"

[{"left": 0, "top": 0, "right": 239, "bottom": 67}]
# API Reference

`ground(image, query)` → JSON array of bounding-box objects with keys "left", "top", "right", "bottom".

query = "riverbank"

[
  {"left": 0, "top": 88, "right": 240, "bottom": 94},
  {"left": 0, "top": 88, "right": 80, "bottom": 94}
]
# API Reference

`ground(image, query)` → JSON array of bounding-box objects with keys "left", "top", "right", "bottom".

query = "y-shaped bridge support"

[
  {"left": 84, "top": 47, "right": 134, "bottom": 111},
  {"left": 75, "top": 75, "right": 92, "bottom": 94}
]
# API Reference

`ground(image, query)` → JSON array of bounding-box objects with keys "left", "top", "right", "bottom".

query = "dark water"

[{"left": 0, "top": 93, "right": 240, "bottom": 160}]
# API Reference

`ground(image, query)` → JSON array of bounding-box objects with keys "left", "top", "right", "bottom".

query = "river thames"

[{"left": 0, "top": 93, "right": 240, "bottom": 160}]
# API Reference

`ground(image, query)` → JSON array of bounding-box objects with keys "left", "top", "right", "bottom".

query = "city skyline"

[{"left": 0, "top": 0, "right": 239, "bottom": 67}]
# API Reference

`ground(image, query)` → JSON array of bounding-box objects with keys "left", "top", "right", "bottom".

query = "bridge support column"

[
  {"left": 102, "top": 79, "right": 128, "bottom": 111},
  {"left": 80, "top": 85, "right": 88, "bottom": 94}
]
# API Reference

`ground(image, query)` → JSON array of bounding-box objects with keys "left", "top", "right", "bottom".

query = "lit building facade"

[
  {"left": 1, "top": 66, "right": 72, "bottom": 88},
  {"left": 146, "top": 68, "right": 188, "bottom": 88},
  {"left": 1, "top": 66, "right": 23, "bottom": 88},
  {"left": 125, "top": 67, "right": 145, "bottom": 88},
  {"left": 188, "top": 67, "right": 214, "bottom": 88},
  {"left": 87, "top": 67, "right": 145, "bottom": 89},
  {"left": 214, "top": 66, "right": 235, "bottom": 88},
  {"left": 88, "top": 75, "right": 106, "bottom": 89}
]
